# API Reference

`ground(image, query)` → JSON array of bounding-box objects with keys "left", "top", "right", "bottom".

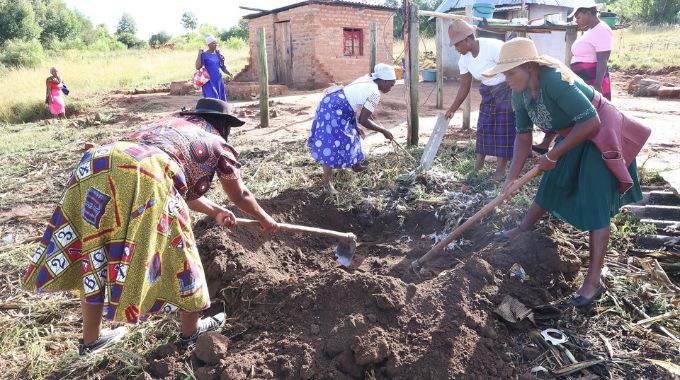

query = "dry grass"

[
  {"left": 0, "top": 47, "right": 249, "bottom": 124},
  {"left": 610, "top": 24, "right": 680, "bottom": 72}
]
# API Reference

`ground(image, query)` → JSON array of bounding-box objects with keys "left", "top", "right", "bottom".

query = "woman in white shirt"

[
  {"left": 445, "top": 19, "right": 516, "bottom": 181},
  {"left": 308, "top": 63, "right": 396, "bottom": 193}
]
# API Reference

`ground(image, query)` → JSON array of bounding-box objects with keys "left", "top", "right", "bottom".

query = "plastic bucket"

[
  {"left": 422, "top": 69, "right": 437, "bottom": 82},
  {"left": 473, "top": 3, "right": 495, "bottom": 24},
  {"left": 600, "top": 15, "right": 617, "bottom": 28}
]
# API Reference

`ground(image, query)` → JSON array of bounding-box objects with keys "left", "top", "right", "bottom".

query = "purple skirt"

[{"left": 476, "top": 82, "right": 515, "bottom": 158}]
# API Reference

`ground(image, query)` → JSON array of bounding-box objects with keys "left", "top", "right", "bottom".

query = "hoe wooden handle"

[
  {"left": 235, "top": 218, "right": 356, "bottom": 242},
  {"left": 416, "top": 166, "right": 542, "bottom": 265}
]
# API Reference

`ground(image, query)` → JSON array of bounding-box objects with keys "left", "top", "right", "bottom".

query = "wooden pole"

[
  {"left": 257, "top": 27, "right": 269, "bottom": 128},
  {"left": 435, "top": 17, "right": 444, "bottom": 109},
  {"left": 461, "top": 5, "right": 473, "bottom": 130},
  {"left": 369, "top": 22, "right": 377, "bottom": 74},
  {"left": 565, "top": 24, "right": 578, "bottom": 64},
  {"left": 407, "top": 2, "right": 420, "bottom": 145}
]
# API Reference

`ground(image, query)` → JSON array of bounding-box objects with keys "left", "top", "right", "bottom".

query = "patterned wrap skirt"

[
  {"left": 570, "top": 62, "right": 612, "bottom": 101},
  {"left": 22, "top": 141, "right": 210, "bottom": 323},
  {"left": 476, "top": 82, "right": 516, "bottom": 158},
  {"left": 308, "top": 90, "right": 363, "bottom": 168}
]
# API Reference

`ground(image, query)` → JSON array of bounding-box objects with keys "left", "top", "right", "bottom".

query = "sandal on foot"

[
  {"left": 570, "top": 286, "right": 605, "bottom": 309},
  {"left": 78, "top": 326, "right": 128, "bottom": 355},
  {"left": 179, "top": 312, "right": 226, "bottom": 345}
]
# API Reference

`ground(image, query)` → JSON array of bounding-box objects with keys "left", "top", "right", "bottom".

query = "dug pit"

[{"left": 153, "top": 189, "right": 579, "bottom": 379}]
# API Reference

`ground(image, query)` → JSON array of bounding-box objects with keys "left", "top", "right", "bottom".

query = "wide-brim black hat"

[{"left": 180, "top": 98, "right": 245, "bottom": 127}]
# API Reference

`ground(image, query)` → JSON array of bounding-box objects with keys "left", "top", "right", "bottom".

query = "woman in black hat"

[{"left": 22, "top": 98, "right": 278, "bottom": 355}]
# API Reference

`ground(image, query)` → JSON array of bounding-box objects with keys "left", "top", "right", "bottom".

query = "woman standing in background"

[
  {"left": 196, "top": 35, "right": 232, "bottom": 101},
  {"left": 46, "top": 66, "right": 67, "bottom": 118}
]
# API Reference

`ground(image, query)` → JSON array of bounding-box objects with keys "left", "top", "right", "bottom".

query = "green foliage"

[
  {"left": 181, "top": 11, "right": 198, "bottom": 31},
  {"left": 39, "top": 1, "right": 85, "bottom": 46},
  {"left": 116, "top": 13, "right": 137, "bottom": 36},
  {"left": 149, "top": 31, "right": 172, "bottom": 46},
  {"left": 0, "top": 0, "right": 42, "bottom": 41},
  {"left": 607, "top": 0, "right": 680, "bottom": 24},
  {"left": 169, "top": 32, "right": 205, "bottom": 50},
  {"left": 198, "top": 24, "right": 218, "bottom": 38},
  {"left": 219, "top": 19, "right": 249, "bottom": 41},
  {"left": 0, "top": 38, "right": 45, "bottom": 68},
  {"left": 384, "top": 0, "right": 444, "bottom": 38},
  {"left": 224, "top": 37, "right": 246, "bottom": 50}
]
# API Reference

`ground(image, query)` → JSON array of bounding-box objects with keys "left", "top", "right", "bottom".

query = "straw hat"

[
  {"left": 568, "top": 0, "right": 604, "bottom": 18},
  {"left": 448, "top": 19, "right": 475, "bottom": 46},
  {"left": 482, "top": 38, "right": 568, "bottom": 78}
]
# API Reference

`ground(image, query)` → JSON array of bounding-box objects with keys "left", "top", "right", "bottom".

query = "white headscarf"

[
  {"left": 205, "top": 34, "right": 217, "bottom": 45},
  {"left": 371, "top": 63, "right": 396, "bottom": 81}
]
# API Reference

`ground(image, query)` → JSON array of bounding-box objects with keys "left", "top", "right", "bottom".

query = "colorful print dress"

[{"left": 22, "top": 116, "right": 241, "bottom": 323}]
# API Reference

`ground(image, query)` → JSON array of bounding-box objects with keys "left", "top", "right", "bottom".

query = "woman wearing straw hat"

[
  {"left": 308, "top": 63, "right": 396, "bottom": 193},
  {"left": 532, "top": 0, "right": 613, "bottom": 154},
  {"left": 445, "top": 19, "right": 515, "bottom": 181},
  {"left": 22, "top": 98, "right": 278, "bottom": 354},
  {"left": 196, "top": 35, "right": 232, "bottom": 101},
  {"left": 487, "top": 38, "right": 650, "bottom": 308}
]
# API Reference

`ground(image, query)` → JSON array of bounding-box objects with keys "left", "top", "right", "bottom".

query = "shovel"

[
  {"left": 411, "top": 166, "right": 542, "bottom": 272},
  {"left": 234, "top": 218, "right": 357, "bottom": 267}
]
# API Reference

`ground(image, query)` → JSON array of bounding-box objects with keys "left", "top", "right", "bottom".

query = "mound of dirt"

[{"left": 147, "top": 189, "right": 576, "bottom": 379}]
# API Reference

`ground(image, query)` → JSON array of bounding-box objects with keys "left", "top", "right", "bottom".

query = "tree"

[
  {"left": 181, "top": 11, "right": 198, "bottom": 31},
  {"left": 198, "top": 23, "right": 218, "bottom": 37},
  {"left": 149, "top": 31, "right": 172, "bottom": 46},
  {"left": 219, "top": 19, "right": 249, "bottom": 41},
  {"left": 0, "top": 0, "right": 42, "bottom": 42},
  {"left": 40, "top": 2, "right": 85, "bottom": 45},
  {"left": 116, "top": 12, "right": 137, "bottom": 36},
  {"left": 385, "top": 0, "right": 445, "bottom": 38}
]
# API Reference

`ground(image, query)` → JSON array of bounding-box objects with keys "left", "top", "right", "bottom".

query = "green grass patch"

[{"left": 610, "top": 25, "right": 680, "bottom": 73}]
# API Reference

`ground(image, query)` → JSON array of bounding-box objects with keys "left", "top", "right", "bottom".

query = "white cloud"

[{"left": 63, "top": 0, "right": 301, "bottom": 39}]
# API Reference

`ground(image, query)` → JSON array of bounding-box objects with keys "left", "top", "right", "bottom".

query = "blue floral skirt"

[{"left": 308, "top": 90, "right": 363, "bottom": 168}]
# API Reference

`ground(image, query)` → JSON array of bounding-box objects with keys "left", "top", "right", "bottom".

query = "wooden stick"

[
  {"left": 234, "top": 217, "right": 355, "bottom": 242},
  {"left": 461, "top": 6, "right": 473, "bottom": 130},
  {"left": 554, "top": 360, "right": 604, "bottom": 376},
  {"left": 369, "top": 22, "right": 377, "bottom": 75},
  {"left": 435, "top": 17, "right": 444, "bottom": 109},
  {"left": 418, "top": 10, "right": 511, "bottom": 24},
  {"left": 414, "top": 166, "right": 541, "bottom": 266},
  {"left": 622, "top": 297, "right": 680, "bottom": 343},
  {"left": 391, "top": 140, "right": 417, "bottom": 163},
  {"left": 635, "top": 310, "right": 680, "bottom": 327},
  {"left": 598, "top": 332, "right": 615, "bottom": 360},
  {"left": 407, "top": 2, "right": 420, "bottom": 146}
]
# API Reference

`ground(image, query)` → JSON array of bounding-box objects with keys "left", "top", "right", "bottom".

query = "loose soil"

[{"left": 142, "top": 189, "right": 583, "bottom": 379}]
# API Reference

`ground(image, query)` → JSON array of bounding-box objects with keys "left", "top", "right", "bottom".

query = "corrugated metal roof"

[
  {"left": 435, "top": 0, "right": 580, "bottom": 13},
  {"left": 243, "top": 0, "right": 397, "bottom": 19}
]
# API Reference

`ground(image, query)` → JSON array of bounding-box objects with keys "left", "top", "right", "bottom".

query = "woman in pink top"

[{"left": 533, "top": 1, "right": 613, "bottom": 154}]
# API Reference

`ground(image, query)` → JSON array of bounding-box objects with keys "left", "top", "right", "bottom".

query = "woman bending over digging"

[
  {"left": 487, "top": 38, "right": 650, "bottom": 308},
  {"left": 22, "top": 98, "right": 278, "bottom": 355},
  {"left": 308, "top": 63, "right": 397, "bottom": 194}
]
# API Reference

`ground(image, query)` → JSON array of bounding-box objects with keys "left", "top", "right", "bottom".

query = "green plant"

[
  {"left": 224, "top": 37, "right": 246, "bottom": 50},
  {"left": 149, "top": 31, "right": 172, "bottom": 47},
  {"left": 0, "top": 38, "right": 45, "bottom": 68}
]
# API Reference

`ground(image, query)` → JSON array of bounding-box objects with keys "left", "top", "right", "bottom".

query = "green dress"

[{"left": 512, "top": 67, "right": 642, "bottom": 231}]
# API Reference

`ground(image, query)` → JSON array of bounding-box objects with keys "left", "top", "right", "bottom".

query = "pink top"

[{"left": 570, "top": 22, "right": 613, "bottom": 64}]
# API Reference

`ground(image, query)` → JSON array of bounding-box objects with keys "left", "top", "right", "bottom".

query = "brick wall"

[{"left": 238, "top": 4, "right": 394, "bottom": 90}]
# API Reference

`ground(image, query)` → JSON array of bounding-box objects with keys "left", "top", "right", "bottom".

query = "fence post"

[
  {"left": 462, "top": 5, "right": 473, "bottom": 130},
  {"left": 257, "top": 27, "right": 269, "bottom": 128},
  {"left": 435, "top": 17, "right": 444, "bottom": 109},
  {"left": 407, "top": 2, "right": 420, "bottom": 146},
  {"left": 369, "top": 22, "right": 377, "bottom": 74}
]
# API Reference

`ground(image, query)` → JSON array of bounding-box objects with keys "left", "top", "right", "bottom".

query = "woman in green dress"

[{"left": 485, "top": 38, "right": 650, "bottom": 308}]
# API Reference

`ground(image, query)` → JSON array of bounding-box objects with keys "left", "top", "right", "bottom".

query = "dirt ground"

[{"left": 3, "top": 73, "right": 679, "bottom": 379}]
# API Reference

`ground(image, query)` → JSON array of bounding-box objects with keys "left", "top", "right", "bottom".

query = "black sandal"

[
  {"left": 531, "top": 145, "right": 549, "bottom": 155},
  {"left": 570, "top": 285, "right": 605, "bottom": 308}
]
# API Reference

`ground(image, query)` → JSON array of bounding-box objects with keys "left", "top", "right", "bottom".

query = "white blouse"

[{"left": 341, "top": 76, "right": 381, "bottom": 114}]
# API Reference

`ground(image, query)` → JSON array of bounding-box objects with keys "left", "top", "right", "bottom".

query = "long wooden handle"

[
  {"left": 234, "top": 217, "right": 356, "bottom": 241},
  {"left": 417, "top": 166, "right": 542, "bottom": 264}
]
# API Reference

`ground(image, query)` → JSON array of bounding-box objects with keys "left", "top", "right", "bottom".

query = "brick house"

[{"left": 236, "top": 1, "right": 396, "bottom": 90}]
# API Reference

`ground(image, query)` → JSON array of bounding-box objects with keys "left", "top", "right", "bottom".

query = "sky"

[{"left": 62, "top": 0, "right": 302, "bottom": 38}]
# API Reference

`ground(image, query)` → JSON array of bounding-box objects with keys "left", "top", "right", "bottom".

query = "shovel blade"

[{"left": 335, "top": 243, "right": 355, "bottom": 268}]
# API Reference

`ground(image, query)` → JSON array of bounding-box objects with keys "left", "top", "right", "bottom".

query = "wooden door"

[{"left": 274, "top": 21, "right": 292, "bottom": 85}]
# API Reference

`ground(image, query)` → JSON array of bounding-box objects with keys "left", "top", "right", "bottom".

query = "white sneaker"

[{"left": 78, "top": 326, "right": 128, "bottom": 355}]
